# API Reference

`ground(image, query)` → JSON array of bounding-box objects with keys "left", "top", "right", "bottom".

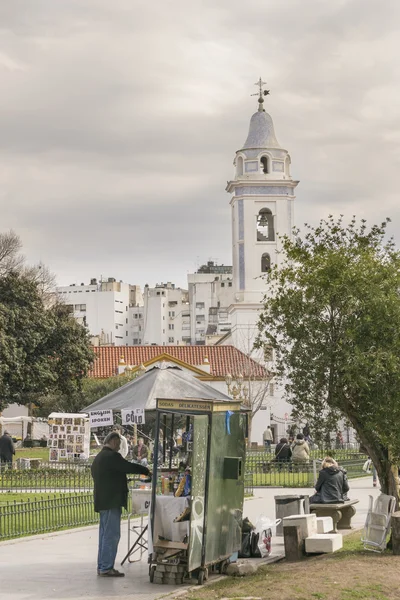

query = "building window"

[
  {"left": 228, "top": 282, "right": 232, "bottom": 287},
  {"left": 237, "top": 156, "right": 244, "bottom": 176},
  {"left": 221, "top": 282, "right": 225, "bottom": 287},
  {"left": 126, "top": 318, "right": 128, "bottom": 324},
  {"left": 75, "top": 304, "right": 86, "bottom": 311},
  {"left": 168, "top": 337, "right": 174, "bottom": 343},
  {"left": 126, "top": 331, "right": 128, "bottom": 336},
  {"left": 169, "top": 324, "right": 174, "bottom": 330},
  {"left": 169, "top": 311, "right": 175, "bottom": 318},
  {"left": 133, "top": 338, "right": 139, "bottom": 344},
  {"left": 196, "top": 302, "right": 205, "bottom": 309},
  {"left": 269, "top": 383, "right": 274, "bottom": 396},
  {"left": 260, "top": 155, "right": 270, "bottom": 174},
  {"left": 261, "top": 253, "right": 271, "bottom": 272},
  {"left": 257, "top": 208, "right": 275, "bottom": 242}
]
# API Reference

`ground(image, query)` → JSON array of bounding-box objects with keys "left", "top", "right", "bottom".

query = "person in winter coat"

[
  {"left": 310, "top": 457, "right": 350, "bottom": 504},
  {"left": 91, "top": 432, "right": 150, "bottom": 577},
  {"left": 274, "top": 438, "right": 292, "bottom": 463},
  {"left": 0, "top": 431, "right": 15, "bottom": 468},
  {"left": 291, "top": 433, "right": 310, "bottom": 464}
]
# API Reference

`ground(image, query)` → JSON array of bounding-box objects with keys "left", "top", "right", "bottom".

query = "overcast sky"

[{"left": 1, "top": 1, "right": 400, "bottom": 289}]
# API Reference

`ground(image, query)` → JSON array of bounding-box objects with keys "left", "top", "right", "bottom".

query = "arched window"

[
  {"left": 237, "top": 156, "right": 244, "bottom": 176},
  {"left": 260, "top": 156, "right": 269, "bottom": 174},
  {"left": 257, "top": 208, "right": 275, "bottom": 241},
  {"left": 285, "top": 156, "right": 290, "bottom": 176},
  {"left": 261, "top": 253, "right": 271, "bottom": 272}
]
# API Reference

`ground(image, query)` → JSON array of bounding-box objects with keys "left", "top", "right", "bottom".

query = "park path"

[{"left": 0, "top": 477, "right": 379, "bottom": 600}]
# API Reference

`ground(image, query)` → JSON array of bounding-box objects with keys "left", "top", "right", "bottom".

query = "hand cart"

[{"left": 121, "top": 485, "right": 152, "bottom": 565}]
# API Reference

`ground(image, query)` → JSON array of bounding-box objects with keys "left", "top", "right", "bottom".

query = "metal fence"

[
  {"left": 0, "top": 465, "right": 93, "bottom": 492},
  {"left": 245, "top": 451, "right": 368, "bottom": 488},
  {"left": 0, "top": 493, "right": 101, "bottom": 540}
]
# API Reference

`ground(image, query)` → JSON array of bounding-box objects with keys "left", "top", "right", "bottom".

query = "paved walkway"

[{"left": 0, "top": 477, "right": 379, "bottom": 600}]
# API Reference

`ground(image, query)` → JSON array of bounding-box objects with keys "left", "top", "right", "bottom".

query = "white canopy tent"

[{"left": 0, "top": 416, "right": 48, "bottom": 440}]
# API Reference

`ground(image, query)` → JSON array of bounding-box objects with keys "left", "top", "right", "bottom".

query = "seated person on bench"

[{"left": 310, "top": 457, "right": 350, "bottom": 504}]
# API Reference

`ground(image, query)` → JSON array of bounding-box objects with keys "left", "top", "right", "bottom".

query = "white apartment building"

[
  {"left": 187, "top": 261, "right": 234, "bottom": 345},
  {"left": 57, "top": 278, "right": 143, "bottom": 347},
  {"left": 142, "top": 282, "right": 190, "bottom": 346}
]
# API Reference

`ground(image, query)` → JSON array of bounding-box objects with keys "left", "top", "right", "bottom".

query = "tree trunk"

[{"left": 346, "top": 409, "right": 399, "bottom": 507}]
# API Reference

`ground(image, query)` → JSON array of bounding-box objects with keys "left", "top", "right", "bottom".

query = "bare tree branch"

[{"left": 0, "top": 230, "right": 24, "bottom": 276}]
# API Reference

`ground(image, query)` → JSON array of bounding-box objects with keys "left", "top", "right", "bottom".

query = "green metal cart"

[{"left": 149, "top": 397, "right": 247, "bottom": 585}]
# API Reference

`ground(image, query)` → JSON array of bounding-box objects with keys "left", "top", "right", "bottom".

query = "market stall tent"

[{"left": 82, "top": 365, "right": 233, "bottom": 413}]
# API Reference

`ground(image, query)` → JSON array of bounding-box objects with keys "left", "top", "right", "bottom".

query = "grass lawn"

[
  {"left": 182, "top": 532, "right": 399, "bottom": 600},
  {"left": 0, "top": 492, "right": 64, "bottom": 503},
  {"left": 14, "top": 447, "right": 49, "bottom": 461}
]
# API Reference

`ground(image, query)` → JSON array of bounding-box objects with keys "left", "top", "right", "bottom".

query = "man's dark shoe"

[{"left": 98, "top": 568, "right": 125, "bottom": 577}]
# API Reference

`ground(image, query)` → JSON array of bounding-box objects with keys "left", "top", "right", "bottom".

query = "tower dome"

[{"left": 241, "top": 110, "right": 280, "bottom": 150}]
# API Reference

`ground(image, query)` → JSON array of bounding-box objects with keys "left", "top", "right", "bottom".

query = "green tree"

[
  {"left": 256, "top": 216, "right": 400, "bottom": 501},
  {"left": 0, "top": 272, "right": 95, "bottom": 412}
]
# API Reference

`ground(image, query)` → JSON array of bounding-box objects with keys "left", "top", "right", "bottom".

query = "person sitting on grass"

[{"left": 310, "top": 456, "right": 350, "bottom": 504}]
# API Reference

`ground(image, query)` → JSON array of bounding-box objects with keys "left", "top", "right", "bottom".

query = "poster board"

[{"left": 47, "top": 412, "right": 90, "bottom": 461}]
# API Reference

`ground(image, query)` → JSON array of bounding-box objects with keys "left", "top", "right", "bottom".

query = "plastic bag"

[
  {"left": 363, "top": 459, "right": 372, "bottom": 473},
  {"left": 238, "top": 531, "right": 252, "bottom": 558},
  {"left": 254, "top": 515, "right": 281, "bottom": 558}
]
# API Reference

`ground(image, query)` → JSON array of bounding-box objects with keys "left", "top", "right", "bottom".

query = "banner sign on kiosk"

[
  {"left": 89, "top": 410, "right": 113, "bottom": 428},
  {"left": 121, "top": 408, "right": 145, "bottom": 425}
]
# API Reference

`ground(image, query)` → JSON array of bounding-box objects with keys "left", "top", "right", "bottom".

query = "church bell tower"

[{"left": 227, "top": 79, "right": 299, "bottom": 348}]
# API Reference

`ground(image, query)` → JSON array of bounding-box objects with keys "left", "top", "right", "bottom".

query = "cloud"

[{"left": 0, "top": 0, "right": 399, "bottom": 288}]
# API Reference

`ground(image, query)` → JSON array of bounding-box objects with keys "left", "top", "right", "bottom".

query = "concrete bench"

[{"left": 309, "top": 500, "right": 359, "bottom": 532}]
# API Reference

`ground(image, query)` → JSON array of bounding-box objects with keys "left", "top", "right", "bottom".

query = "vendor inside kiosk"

[{"left": 149, "top": 397, "right": 248, "bottom": 585}]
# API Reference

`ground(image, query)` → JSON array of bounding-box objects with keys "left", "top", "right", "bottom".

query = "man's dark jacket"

[
  {"left": 274, "top": 442, "right": 292, "bottom": 462},
  {"left": 0, "top": 434, "right": 14, "bottom": 461},
  {"left": 91, "top": 446, "right": 149, "bottom": 512},
  {"left": 314, "top": 466, "right": 349, "bottom": 503}
]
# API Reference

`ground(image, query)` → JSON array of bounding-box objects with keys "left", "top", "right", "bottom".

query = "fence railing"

[
  {"left": 0, "top": 466, "right": 93, "bottom": 492},
  {"left": 0, "top": 493, "right": 99, "bottom": 540},
  {"left": 245, "top": 452, "right": 368, "bottom": 488}
]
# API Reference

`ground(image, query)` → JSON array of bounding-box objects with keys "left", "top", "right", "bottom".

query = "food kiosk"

[{"left": 149, "top": 397, "right": 247, "bottom": 585}]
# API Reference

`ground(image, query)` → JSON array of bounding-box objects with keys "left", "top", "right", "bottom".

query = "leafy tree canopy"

[
  {"left": 255, "top": 216, "right": 400, "bottom": 498},
  {"left": 0, "top": 266, "right": 94, "bottom": 412}
]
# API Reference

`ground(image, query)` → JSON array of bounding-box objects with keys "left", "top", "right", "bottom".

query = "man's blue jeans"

[{"left": 97, "top": 508, "right": 122, "bottom": 573}]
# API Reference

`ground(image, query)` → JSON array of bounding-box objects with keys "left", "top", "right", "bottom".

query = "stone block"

[
  {"left": 305, "top": 533, "right": 343, "bottom": 554},
  {"left": 226, "top": 561, "right": 258, "bottom": 577},
  {"left": 316, "top": 516, "right": 334, "bottom": 533},
  {"left": 283, "top": 513, "right": 317, "bottom": 538}
]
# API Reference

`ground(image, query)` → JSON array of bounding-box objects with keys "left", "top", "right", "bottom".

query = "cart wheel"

[
  {"left": 149, "top": 566, "right": 156, "bottom": 583},
  {"left": 219, "top": 560, "right": 228, "bottom": 574},
  {"left": 197, "top": 570, "right": 205, "bottom": 586}
]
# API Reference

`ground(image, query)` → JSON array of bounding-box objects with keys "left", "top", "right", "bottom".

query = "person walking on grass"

[
  {"left": 91, "top": 431, "right": 150, "bottom": 577},
  {"left": 0, "top": 431, "right": 14, "bottom": 469},
  {"left": 263, "top": 426, "right": 274, "bottom": 450}
]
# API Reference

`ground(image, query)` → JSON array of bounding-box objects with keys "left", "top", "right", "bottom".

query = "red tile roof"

[{"left": 90, "top": 345, "right": 267, "bottom": 379}]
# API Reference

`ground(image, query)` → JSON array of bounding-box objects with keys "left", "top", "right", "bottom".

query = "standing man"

[
  {"left": 0, "top": 431, "right": 15, "bottom": 468},
  {"left": 263, "top": 426, "right": 273, "bottom": 450},
  {"left": 91, "top": 431, "right": 150, "bottom": 577}
]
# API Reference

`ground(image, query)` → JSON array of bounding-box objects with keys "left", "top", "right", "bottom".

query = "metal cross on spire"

[{"left": 251, "top": 77, "right": 270, "bottom": 111}]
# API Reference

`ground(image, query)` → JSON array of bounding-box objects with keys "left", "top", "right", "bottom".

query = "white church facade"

[{"left": 220, "top": 81, "right": 299, "bottom": 443}]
